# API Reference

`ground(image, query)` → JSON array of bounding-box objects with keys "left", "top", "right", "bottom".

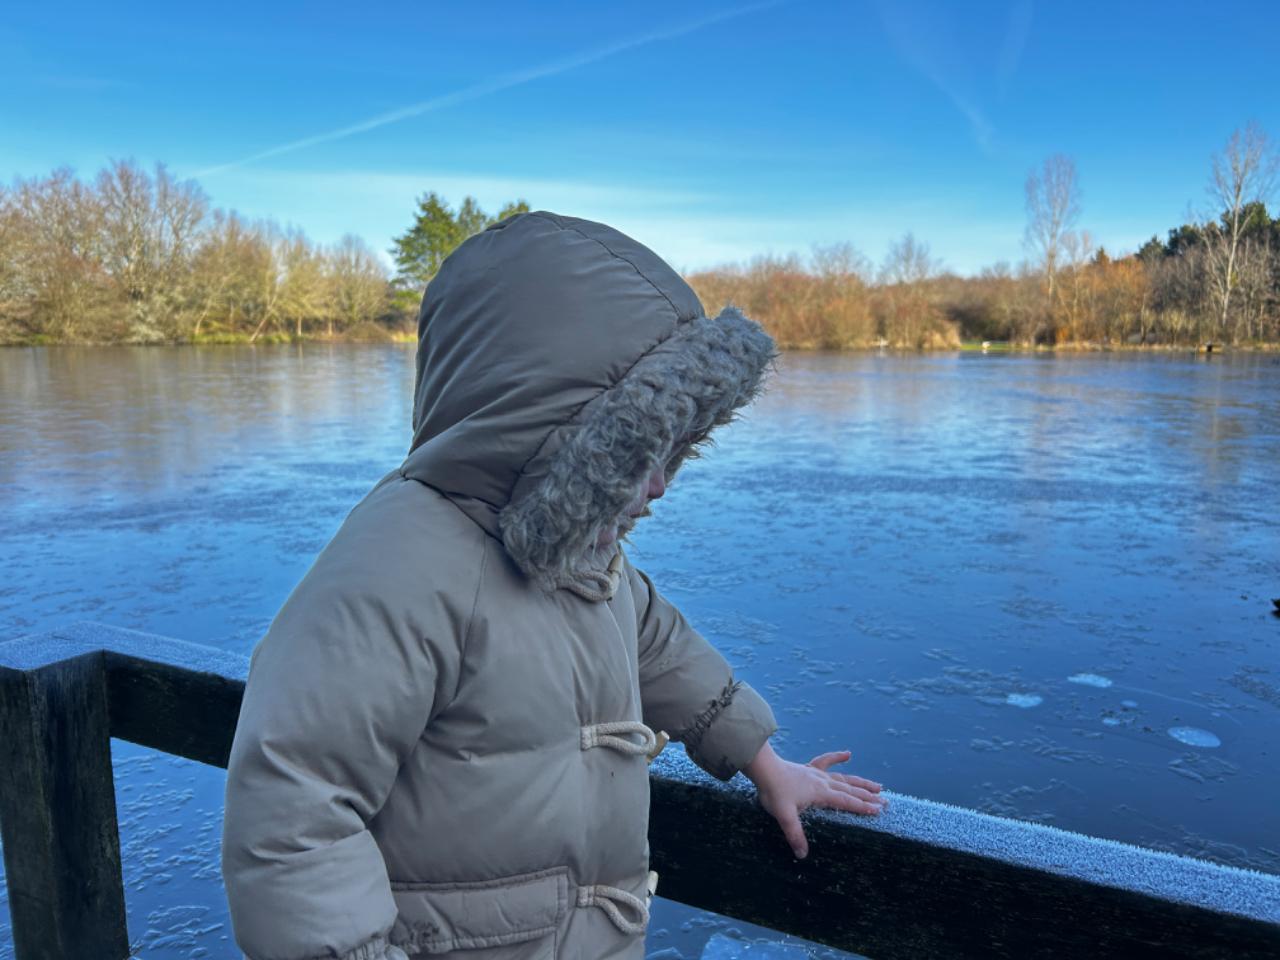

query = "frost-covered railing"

[{"left": 1, "top": 623, "right": 1278, "bottom": 959}]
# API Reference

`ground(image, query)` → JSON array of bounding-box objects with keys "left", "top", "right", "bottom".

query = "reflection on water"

[{"left": 2, "top": 346, "right": 1278, "bottom": 958}]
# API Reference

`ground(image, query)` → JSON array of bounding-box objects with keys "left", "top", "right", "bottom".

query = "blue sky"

[{"left": 4, "top": 0, "right": 1278, "bottom": 275}]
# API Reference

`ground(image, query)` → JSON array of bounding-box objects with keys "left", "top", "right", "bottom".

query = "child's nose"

[{"left": 646, "top": 467, "right": 666, "bottom": 501}]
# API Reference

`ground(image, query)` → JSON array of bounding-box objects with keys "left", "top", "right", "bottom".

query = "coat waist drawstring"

[
  {"left": 580, "top": 721, "right": 668, "bottom": 763},
  {"left": 577, "top": 872, "right": 658, "bottom": 936}
]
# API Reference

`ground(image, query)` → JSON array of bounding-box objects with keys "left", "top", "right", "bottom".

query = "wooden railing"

[{"left": 2, "top": 622, "right": 1277, "bottom": 959}]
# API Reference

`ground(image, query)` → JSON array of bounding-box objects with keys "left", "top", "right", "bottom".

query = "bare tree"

[
  {"left": 96, "top": 160, "right": 208, "bottom": 339},
  {"left": 9, "top": 168, "right": 109, "bottom": 340},
  {"left": 152, "top": 164, "right": 208, "bottom": 335},
  {"left": 325, "top": 234, "right": 390, "bottom": 336},
  {"left": 190, "top": 210, "right": 256, "bottom": 337},
  {"left": 0, "top": 186, "right": 27, "bottom": 334},
  {"left": 1024, "top": 154, "right": 1081, "bottom": 305},
  {"left": 276, "top": 229, "right": 325, "bottom": 339},
  {"left": 1202, "top": 122, "right": 1278, "bottom": 340},
  {"left": 245, "top": 221, "right": 286, "bottom": 343},
  {"left": 809, "top": 242, "right": 874, "bottom": 347},
  {"left": 1233, "top": 234, "right": 1274, "bottom": 342},
  {"left": 1056, "top": 229, "right": 1096, "bottom": 340},
  {"left": 879, "top": 232, "right": 942, "bottom": 347},
  {"left": 96, "top": 160, "right": 152, "bottom": 306}
]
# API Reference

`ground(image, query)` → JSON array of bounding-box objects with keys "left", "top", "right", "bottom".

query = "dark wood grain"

[
  {"left": 103, "top": 651, "right": 243, "bottom": 767},
  {"left": 0, "top": 651, "right": 129, "bottom": 960}
]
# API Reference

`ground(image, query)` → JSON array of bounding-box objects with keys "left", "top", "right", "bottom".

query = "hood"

[{"left": 401, "top": 211, "right": 777, "bottom": 593}]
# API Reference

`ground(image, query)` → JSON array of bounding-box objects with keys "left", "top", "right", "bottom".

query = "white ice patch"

[
  {"left": 1168, "top": 726, "right": 1222, "bottom": 748},
  {"left": 1006, "top": 693, "right": 1043, "bottom": 708},
  {"left": 1067, "top": 673, "right": 1113, "bottom": 688}
]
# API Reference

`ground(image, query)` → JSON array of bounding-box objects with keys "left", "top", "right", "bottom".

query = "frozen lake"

[{"left": 2, "top": 345, "right": 1278, "bottom": 958}]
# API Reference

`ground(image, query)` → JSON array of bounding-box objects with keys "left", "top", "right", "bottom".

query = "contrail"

[{"left": 193, "top": 1, "right": 786, "bottom": 178}]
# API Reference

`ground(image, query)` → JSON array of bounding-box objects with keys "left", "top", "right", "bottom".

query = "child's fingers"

[
  {"left": 823, "top": 786, "right": 885, "bottom": 816},
  {"left": 829, "top": 779, "right": 887, "bottom": 807},
  {"left": 832, "top": 772, "right": 883, "bottom": 792},
  {"left": 808, "top": 750, "right": 852, "bottom": 771},
  {"left": 775, "top": 805, "right": 810, "bottom": 859}
]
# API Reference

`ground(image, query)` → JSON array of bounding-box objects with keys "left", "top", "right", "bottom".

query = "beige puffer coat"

[{"left": 221, "top": 211, "right": 780, "bottom": 960}]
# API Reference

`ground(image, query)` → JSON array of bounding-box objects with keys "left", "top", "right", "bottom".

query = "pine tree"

[{"left": 389, "top": 193, "right": 530, "bottom": 293}]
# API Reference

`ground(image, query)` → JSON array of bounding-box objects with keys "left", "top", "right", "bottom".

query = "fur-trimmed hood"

[{"left": 401, "top": 211, "right": 777, "bottom": 594}]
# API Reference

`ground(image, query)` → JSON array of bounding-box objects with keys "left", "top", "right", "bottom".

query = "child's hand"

[{"left": 742, "top": 741, "right": 887, "bottom": 860}]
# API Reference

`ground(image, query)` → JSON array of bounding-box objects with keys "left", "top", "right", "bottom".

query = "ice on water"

[
  {"left": 1168, "top": 726, "right": 1222, "bottom": 748},
  {"left": 1006, "top": 692, "right": 1043, "bottom": 708},
  {"left": 1067, "top": 673, "right": 1113, "bottom": 688}
]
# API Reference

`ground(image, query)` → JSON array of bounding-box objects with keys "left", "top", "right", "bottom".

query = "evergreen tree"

[{"left": 389, "top": 193, "right": 530, "bottom": 293}]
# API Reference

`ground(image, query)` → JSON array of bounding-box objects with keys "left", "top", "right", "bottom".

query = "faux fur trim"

[{"left": 498, "top": 305, "right": 777, "bottom": 593}]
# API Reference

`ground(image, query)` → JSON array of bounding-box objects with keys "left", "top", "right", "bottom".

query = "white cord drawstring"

[
  {"left": 577, "top": 883, "right": 649, "bottom": 936},
  {"left": 580, "top": 720, "right": 657, "bottom": 757}
]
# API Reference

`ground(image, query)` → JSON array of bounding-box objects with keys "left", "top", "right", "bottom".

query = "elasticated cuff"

[{"left": 685, "top": 681, "right": 779, "bottom": 781}]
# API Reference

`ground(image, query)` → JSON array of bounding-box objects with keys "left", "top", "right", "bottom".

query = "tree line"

[
  {"left": 2, "top": 123, "right": 1277, "bottom": 348},
  {"left": 690, "top": 123, "right": 1280, "bottom": 349},
  {"left": 0, "top": 163, "right": 526, "bottom": 344}
]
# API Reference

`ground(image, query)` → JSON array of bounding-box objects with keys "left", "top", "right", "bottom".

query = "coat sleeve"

[
  {"left": 624, "top": 554, "right": 778, "bottom": 781},
  {"left": 221, "top": 521, "right": 473, "bottom": 960}
]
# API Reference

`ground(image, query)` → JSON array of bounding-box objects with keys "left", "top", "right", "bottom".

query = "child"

[{"left": 221, "top": 211, "right": 886, "bottom": 960}]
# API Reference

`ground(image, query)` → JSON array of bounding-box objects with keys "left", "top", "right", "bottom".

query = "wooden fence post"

[{"left": 0, "top": 650, "right": 130, "bottom": 959}]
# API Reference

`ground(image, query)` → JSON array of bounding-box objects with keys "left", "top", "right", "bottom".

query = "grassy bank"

[
  {"left": 1, "top": 327, "right": 418, "bottom": 348},
  {"left": 8, "top": 336, "right": 1279, "bottom": 352}
]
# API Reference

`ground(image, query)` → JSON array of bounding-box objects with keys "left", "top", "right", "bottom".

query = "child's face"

[{"left": 594, "top": 465, "right": 667, "bottom": 548}]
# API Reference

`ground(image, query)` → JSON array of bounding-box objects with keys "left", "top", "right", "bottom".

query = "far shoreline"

[{"left": 4, "top": 336, "right": 1279, "bottom": 353}]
